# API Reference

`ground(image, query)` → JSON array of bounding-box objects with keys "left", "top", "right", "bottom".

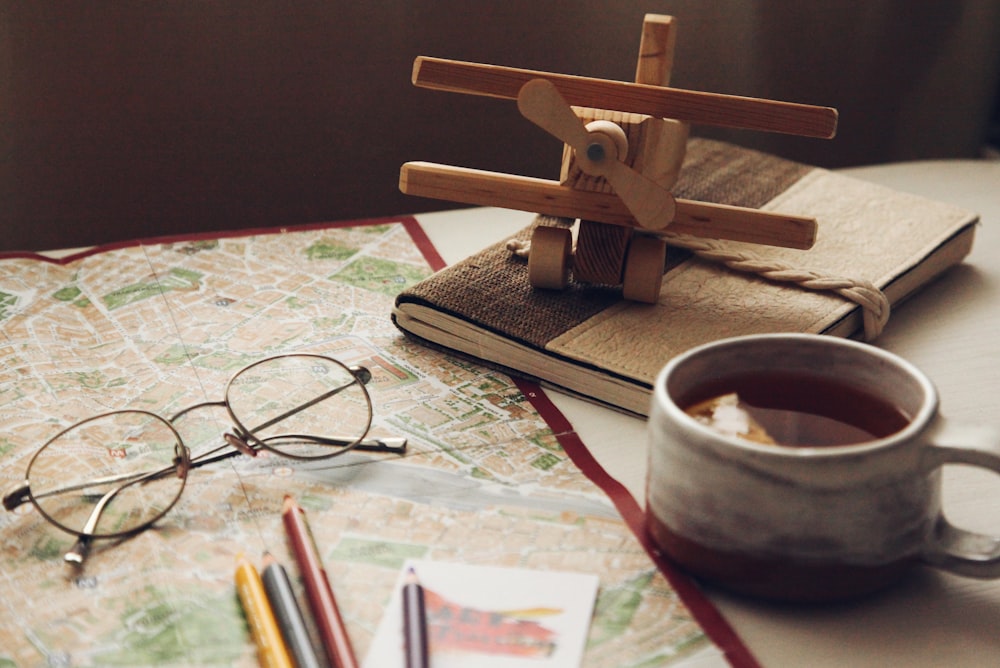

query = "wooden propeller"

[{"left": 516, "top": 79, "right": 676, "bottom": 231}]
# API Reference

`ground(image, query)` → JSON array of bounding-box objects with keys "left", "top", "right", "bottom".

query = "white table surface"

[{"left": 414, "top": 158, "right": 1000, "bottom": 667}]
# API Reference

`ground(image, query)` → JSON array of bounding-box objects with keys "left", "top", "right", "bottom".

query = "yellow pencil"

[{"left": 235, "top": 552, "right": 294, "bottom": 668}]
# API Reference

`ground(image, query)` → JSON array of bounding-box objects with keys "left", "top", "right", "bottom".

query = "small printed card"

[{"left": 364, "top": 560, "right": 600, "bottom": 668}]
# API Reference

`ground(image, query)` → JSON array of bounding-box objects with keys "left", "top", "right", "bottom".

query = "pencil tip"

[{"left": 282, "top": 495, "right": 296, "bottom": 511}]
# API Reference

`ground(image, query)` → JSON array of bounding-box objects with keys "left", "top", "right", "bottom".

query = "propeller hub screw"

[{"left": 586, "top": 143, "right": 606, "bottom": 162}]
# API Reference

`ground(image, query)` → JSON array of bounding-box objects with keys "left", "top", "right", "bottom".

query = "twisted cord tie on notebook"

[
  {"left": 505, "top": 238, "right": 532, "bottom": 258},
  {"left": 661, "top": 233, "right": 890, "bottom": 340},
  {"left": 505, "top": 233, "right": 890, "bottom": 341}
]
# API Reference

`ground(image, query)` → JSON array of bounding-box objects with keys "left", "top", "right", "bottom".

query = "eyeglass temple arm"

[
  {"left": 58, "top": 437, "right": 406, "bottom": 566},
  {"left": 168, "top": 365, "right": 370, "bottom": 426},
  {"left": 346, "top": 366, "right": 397, "bottom": 448},
  {"left": 3, "top": 434, "right": 403, "bottom": 514},
  {"left": 255, "top": 433, "right": 408, "bottom": 454},
  {"left": 169, "top": 366, "right": 395, "bottom": 458},
  {"left": 63, "top": 484, "right": 124, "bottom": 566},
  {"left": 163, "top": 371, "right": 370, "bottom": 440},
  {"left": 247, "top": 377, "right": 364, "bottom": 434},
  {"left": 3, "top": 454, "right": 187, "bottom": 553},
  {"left": 354, "top": 435, "right": 407, "bottom": 453},
  {"left": 63, "top": 467, "right": 168, "bottom": 566},
  {"left": 3, "top": 467, "right": 164, "bottom": 511},
  {"left": 184, "top": 433, "right": 408, "bottom": 465}
]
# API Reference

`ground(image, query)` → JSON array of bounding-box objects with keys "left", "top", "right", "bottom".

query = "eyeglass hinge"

[{"left": 2, "top": 481, "right": 31, "bottom": 512}]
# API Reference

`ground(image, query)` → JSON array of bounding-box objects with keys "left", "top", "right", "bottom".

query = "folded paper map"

[{"left": 0, "top": 219, "right": 736, "bottom": 666}]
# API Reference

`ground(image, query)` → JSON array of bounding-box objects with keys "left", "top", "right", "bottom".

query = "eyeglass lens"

[
  {"left": 225, "top": 354, "right": 373, "bottom": 460},
  {"left": 24, "top": 410, "right": 187, "bottom": 540}
]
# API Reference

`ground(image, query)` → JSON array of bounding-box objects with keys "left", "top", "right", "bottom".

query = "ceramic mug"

[{"left": 645, "top": 333, "right": 1000, "bottom": 602}]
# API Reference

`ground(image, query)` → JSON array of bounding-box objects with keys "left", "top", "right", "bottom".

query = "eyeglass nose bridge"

[{"left": 224, "top": 431, "right": 258, "bottom": 458}]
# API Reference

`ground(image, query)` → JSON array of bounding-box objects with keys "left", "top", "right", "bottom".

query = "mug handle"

[{"left": 922, "top": 419, "right": 1000, "bottom": 578}]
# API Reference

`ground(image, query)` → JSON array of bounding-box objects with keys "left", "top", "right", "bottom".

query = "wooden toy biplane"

[{"left": 399, "top": 14, "right": 838, "bottom": 303}]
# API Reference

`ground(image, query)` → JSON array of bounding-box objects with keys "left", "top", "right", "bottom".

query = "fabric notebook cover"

[{"left": 393, "top": 138, "right": 978, "bottom": 414}]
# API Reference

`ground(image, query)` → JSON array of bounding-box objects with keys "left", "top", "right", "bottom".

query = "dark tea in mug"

[{"left": 679, "top": 371, "right": 913, "bottom": 448}]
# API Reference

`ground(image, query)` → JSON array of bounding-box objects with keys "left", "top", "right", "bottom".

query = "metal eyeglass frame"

[{"left": 2, "top": 353, "right": 407, "bottom": 566}]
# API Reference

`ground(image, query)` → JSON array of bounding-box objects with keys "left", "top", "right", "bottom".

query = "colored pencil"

[
  {"left": 234, "top": 553, "right": 294, "bottom": 668},
  {"left": 281, "top": 495, "right": 358, "bottom": 668},
  {"left": 402, "top": 566, "right": 429, "bottom": 668},
  {"left": 261, "top": 552, "right": 323, "bottom": 668}
]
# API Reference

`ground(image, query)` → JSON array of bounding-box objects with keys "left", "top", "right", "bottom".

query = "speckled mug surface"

[{"left": 646, "top": 334, "right": 1000, "bottom": 602}]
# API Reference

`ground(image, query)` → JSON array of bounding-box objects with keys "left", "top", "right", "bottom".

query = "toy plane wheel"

[
  {"left": 622, "top": 234, "right": 666, "bottom": 303},
  {"left": 528, "top": 226, "right": 572, "bottom": 290}
]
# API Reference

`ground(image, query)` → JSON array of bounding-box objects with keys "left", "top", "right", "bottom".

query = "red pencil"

[{"left": 281, "top": 495, "right": 358, "bottom": 668}]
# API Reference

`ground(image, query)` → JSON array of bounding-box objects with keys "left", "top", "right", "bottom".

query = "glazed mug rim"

[{"left": 654, "top": 333, "right": 938, "bottom": 458}]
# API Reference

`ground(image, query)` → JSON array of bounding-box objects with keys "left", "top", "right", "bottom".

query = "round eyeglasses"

[{"left": 3, "top": 353, "right": 406, "bottom": 566}]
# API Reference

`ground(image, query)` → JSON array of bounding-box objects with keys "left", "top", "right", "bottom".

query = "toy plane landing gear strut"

[{"left": 399, "top": 14, "right": 838, "bottom": 303}]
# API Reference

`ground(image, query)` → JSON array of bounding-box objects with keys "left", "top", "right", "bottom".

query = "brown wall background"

[{"left": 2, "top": 1, "right": 999, "bottom": 251}]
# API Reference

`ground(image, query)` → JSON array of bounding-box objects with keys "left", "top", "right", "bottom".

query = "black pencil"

[
  {"left": 261, "top": 552, "right": 323, "bottom": 668},
  {"left": 402, "top": 567, "right": 429, "bottom": 668}
]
